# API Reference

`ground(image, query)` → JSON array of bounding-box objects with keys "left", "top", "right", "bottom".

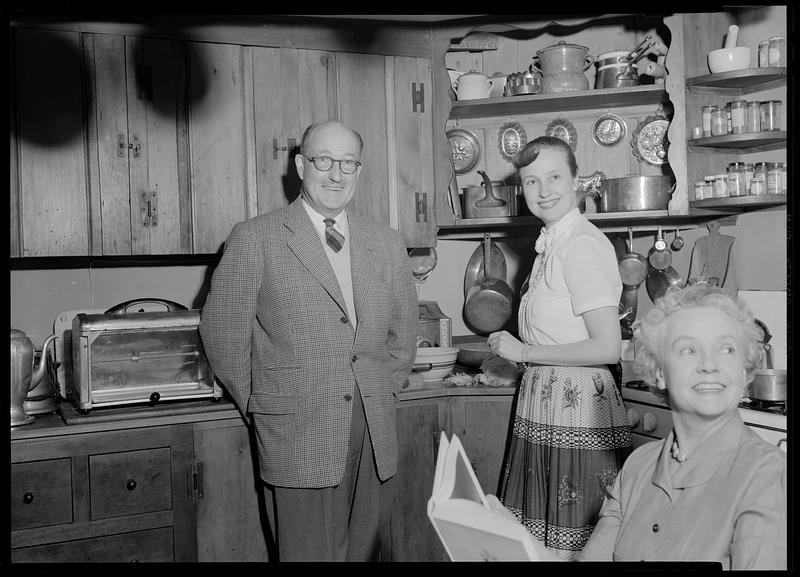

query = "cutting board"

[{"left": 688, "top": 221, "right": 737, "bottom": 291}]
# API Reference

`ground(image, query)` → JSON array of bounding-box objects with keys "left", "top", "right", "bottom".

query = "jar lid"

[
  {"left": 728, "top": 162, "right": 746, "bottom": 168},
  {"left": 769, "top": 35, "right": 786, "bottom": 40},
  {"left": 715, "top": 174, "right": 728, "bottom": 179},
  {"left": 754, "top": 161, "right": 768, "bottom": 168},
  {"left": 759, "top": 40, "right": 770, "bottom": 45}
]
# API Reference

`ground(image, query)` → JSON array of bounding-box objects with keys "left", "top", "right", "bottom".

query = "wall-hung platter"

[
  {"left": 591, "top": 113, "right": 627, "bottom": 147},
  {"left": 631, "top": 115, "right": 670, "bottom": 165},
  {"left": 497, "top": 122, "right": 527, "bottom": 161},
  {"left": 447, "top": 128, "right": 481, "bottom": 174},
  {"left": 545, "top": 118, "right": 577, "bottom": 152}
]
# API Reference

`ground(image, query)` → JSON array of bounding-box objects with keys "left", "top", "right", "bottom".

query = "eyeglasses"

[{"left": 301, "top": 155, "right": 361, "bottom": 175}]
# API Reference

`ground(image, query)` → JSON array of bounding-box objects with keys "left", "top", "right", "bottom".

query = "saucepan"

[
  {"left": 462, "top": 170, "right": 520, "bottom": 219},
  {"left": 464, "top": 233, "right": 514, "bottom": 334},
  {"left": 594, "top": 175, "right": 675, "bottom": 213}
]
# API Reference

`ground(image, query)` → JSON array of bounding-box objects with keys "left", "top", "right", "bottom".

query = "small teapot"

[
  {"left": 453, "top": 70, "right": 493, "bottom": 100},
  {"left": 10, "top": 329, "right": 56, "bottom": 426}
]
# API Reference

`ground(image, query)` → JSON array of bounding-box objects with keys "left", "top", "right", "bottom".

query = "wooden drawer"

[
  {"left": 10, "top": 458, "right": 73, "bottom": 531},
  {"left": 11, "top": 526, "right": 174, "bottom": 562},
  {"left": 89, "top": 447, "right": 172, "bottom": 519}
]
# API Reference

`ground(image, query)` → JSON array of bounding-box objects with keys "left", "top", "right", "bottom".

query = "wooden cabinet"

[
  {"left": 10, "top": 413, "right": 268, "bottom": 563},
  {"left": 11, "top": 28, "right": 89, "bottom": 257},
  {"left": 85, "top": 33, "right": 190, "bottom": 255},
  {"left": 10, "top": 424, "right": 197, "bottom": 562}
]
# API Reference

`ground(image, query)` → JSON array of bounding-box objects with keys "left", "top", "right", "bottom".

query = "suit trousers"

[{"left": 264, "top": 382, "right": 392, "bottom": 561}]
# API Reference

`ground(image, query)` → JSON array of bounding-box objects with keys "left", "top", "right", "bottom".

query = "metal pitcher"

[
  {"left": 532, "top": 41, "right": 594, "bottom": 93},
  {"left": 10, "top": 329, "right": 56, "bottom": 426}
]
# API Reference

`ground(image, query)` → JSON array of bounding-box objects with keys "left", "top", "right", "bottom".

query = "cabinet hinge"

[
  {"left": 412, "top": 82, "right": 425, "bottom": 113},
  {"left": 141, "top": 190, "right": 158, "bottom": 227},
  {"left": 185, "top": 462, "right": 204, "bottom": 501},
  {"left": 415, "top": 192, "right": 428, "bottom": 223}
]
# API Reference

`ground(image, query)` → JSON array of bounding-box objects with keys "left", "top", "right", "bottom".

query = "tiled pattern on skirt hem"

[{"left": 498, "top": 365, "right": 633, "bottom": 558}]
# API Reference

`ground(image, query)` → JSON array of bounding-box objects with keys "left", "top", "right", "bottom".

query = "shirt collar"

[
  {"left": 652, "top": 412, "right": 745, "bottom": 492},
  {"left": 535, "top": 207, "right": 581, "bottom": 253},
  {"left": 301, "top": 199, "right": 349, "bottom": 236}
]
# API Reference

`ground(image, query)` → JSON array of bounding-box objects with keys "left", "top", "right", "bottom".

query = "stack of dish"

[{"left": 413, "top": 347, "right": 459, "bottom": 383}]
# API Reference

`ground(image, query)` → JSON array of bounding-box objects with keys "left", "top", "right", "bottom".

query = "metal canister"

[
  {"left": 746, "top": 101, "right": 761, "bottom": 132},
  {"left": 727, "top": 162, "right": 747, "bottom": 197},
  {"left": 758, "top": 40, "right": 770, "bottom": 68},
  {"left": 730, "top": 100, "right": 747, "bottom": 134},
  {"left": 751, "top": 162, "right": 768, "bottom": 195},
  {"left": 768, "top": 36, "right": 786, "bottom": 67}
]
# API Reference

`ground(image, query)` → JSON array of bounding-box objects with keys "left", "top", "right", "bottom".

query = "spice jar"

[
  {"left": 710, "top": 105, "right": 727, "bottom": 136},
  {"left": 702, "top": 105, "right": 714, "bottom": 137},
  {"left": 725, "top": 103, "right": 732, "bottom": 134},
  {"left": 727, "top": 162, "right": 747, "bottom": 197},
  {"left": 767, "top": 162, "right": 781, "bottom": 195},
  {"left": 744, "top": 163, "right": 754, "bottom": 193},
  {"left": 729, "top": 100, "right": 747, "bottom": 134},
  {"left": 759, "top": 100, "right": 782, "bottom": 131},
  {"left": 768, "top": 36, "right": 786, "bottom": 67},
  {"left": 746, "top": 101, "right": 761, "bottom": 133},
  {"left": 702, "top": 177, "right": 714, "bottom": 199},
  {"left": 758, "top": 40, "right": 770, "bottom": 68},
  {"left": 712, "top": 174, "right": 729, "bottom": 198},
  {"left": 751, "top": 162, "right": 768, "bottom": 195},
  {"left": 779, "top": 162, "right": 787, "bottom": 194},
  {"left": 694, "top": 181, "right": 706, "bottom": 201}
]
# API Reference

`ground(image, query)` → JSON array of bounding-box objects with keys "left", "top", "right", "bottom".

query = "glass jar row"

[
  {"left": 695, "top": 161, "right": 787, "bottom": 200},
  {"left": 700, "top": 100, "right": 781, "bottom": 137}
]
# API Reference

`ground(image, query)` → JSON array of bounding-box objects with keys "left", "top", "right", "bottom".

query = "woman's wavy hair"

[
  {"left": 632, "top": 284, "right": 765, "bottom": 401},
  {"left": 512, "top": 135, "right": 578, "bottom": 177}
]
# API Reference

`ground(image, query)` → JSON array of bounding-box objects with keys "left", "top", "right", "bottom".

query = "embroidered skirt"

[{"left": 498, "top": 364, "right": 633, "bottom": 561}]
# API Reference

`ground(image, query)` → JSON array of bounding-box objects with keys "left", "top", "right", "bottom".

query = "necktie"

[
  {"left": 534, "top": 227, "right": 552, "bottom": 254},
  {"left": 324, "top": 218, "right": 345, "bottom": 252}
]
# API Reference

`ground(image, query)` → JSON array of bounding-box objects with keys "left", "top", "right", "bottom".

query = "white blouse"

[{"left": 518, "top": 208, "right": 622, "bottom": 346}]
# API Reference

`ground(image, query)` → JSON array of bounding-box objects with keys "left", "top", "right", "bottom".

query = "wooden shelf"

[
  {"left": 688, "top": 131, "right": 786, "bottom": 152},
  {"left": 448, "top": 85, "right": 668, "bottom": 119},
  {"left": 686, "top": 68, "right": 787, "bottom": 94},
  {"left": 690, "top": 194, "right": 786, "bottom": 210}
]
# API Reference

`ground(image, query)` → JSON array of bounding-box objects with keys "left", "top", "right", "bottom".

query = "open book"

[{"left": 427, "top": 431, "right": 554, "bottom": 562}]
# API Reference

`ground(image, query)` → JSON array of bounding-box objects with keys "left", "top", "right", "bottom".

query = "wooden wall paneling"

[
  {"left": 432, "top": 27, "right": 458, "bottom": 228},
  {"left": 392, "top": 56, "right": 436, "bottom": 247},
  {"left": 126, "top": 37, "right": 185, "bottom": 255},
  {"left": 92, "top": 34, "right": 131, "bottom": 255},
  {"left": 188, "top": 42, "right": 247, "bottom": 254},
  {"left": 241, "top": 47, "right": 258, "bottom": 219},
  {"left": 251, "top": 46, "right": 285, "bottom": 215},
  {"left": 10, "top": 36, "right": 20, "bottom": 257},
  {"left": 683, "top": 12, "right": 736, "bottom": 78},
  {"left": 16, "top": 28, "right": 89, "bottom": 256},
  {"left": 335, "top": 52, "right": 390, "bottom": 224},
  {"left": 279, "top": 48, "right": 301, "bottom": 200},
  {"left": 83, "top": 34, "right": 106, "bottom": 256}
]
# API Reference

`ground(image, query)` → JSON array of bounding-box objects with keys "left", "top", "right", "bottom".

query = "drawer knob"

[
  {"left": 642, "top": 412, "right": 658, "bottom": 433},
  {"left": 126, "top": 479, "right": 137, "bottom": 491},
  {"left": 626, "top": 408, "right": 641, "bottom": 428},
  {"left": 22, "top": 491, "right": 34, "bottom": 504}
]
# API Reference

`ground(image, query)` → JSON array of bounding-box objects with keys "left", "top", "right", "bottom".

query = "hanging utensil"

[
  {"left": 648, "top": 225, "right": 672, "bottom": 270},
  {"left": 618, "top": 227, "right": 648, "bottom": 323},
  {"left": 645, "top": 265, "right": 683, "bottom": 302},
  {"left": 464, "top": 233, "right": 514, "bottom": 334},
  {"left": 463, "top": 238, "right": 508, "bottom": 297},
  {"left": 671, "top": 227, "right": 684, "bottom": 251}
]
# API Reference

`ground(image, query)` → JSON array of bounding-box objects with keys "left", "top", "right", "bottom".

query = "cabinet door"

[
  {"left": 192, "top": 419, "right": 269, "bottom": 561},
  {"left": 336, "top": 52, "right": 391, "bottom": 225},
  {"left": 12, "top": 28, "right": 89, "bottom": 256},
  {"left": 188, "top": 41, "right": 248, "bottom": 254},
  {"left": 88, "top": 34, "right": 188, "bottom": 255},
  {"left": 461, "top": 395, "right": 515, "bottom": 496},
  {"left": 251, "top": 46, "right": 336, "bottom": 215},
  {"left": 391, "top": 56, "right": 436, "bottom": 248},
  {"left": 391, "top": 398, "right": 449, "bottom": 561}
]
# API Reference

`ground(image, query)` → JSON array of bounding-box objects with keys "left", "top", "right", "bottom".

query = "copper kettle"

[{"left": 10, "top": 329, "right": 56, "bottom": 427}]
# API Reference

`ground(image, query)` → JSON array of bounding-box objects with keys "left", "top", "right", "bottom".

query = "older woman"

[
  {"left": 577, "top": 284, "right": 787, "bottom": 569},
  {"left": 487, "top": 136, "right": 632, "bottom": 560}
]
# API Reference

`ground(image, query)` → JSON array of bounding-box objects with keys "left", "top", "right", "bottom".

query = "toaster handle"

[{"left": 105, "top": 298, "right": 188, "bottom": 315}]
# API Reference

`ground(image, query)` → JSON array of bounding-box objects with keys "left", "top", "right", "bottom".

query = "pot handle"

[
  {"left": 105, "top": 298, "right": 188, "bottom": 315},
  {"left": 530, "top": 57, "right": 542, "bottom": 74},
  {"left": 583, "top": 55, "right": 595, "bottom": 71},
  {"left": 474, "top": 170, "right": 506, "bottom": 208}
]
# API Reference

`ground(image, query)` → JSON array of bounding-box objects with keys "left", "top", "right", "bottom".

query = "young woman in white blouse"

[{"left": 487, "top": 136, "right": 633, "bottom": 560}]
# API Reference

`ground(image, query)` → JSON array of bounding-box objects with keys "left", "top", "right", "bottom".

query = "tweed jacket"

[{"left": 199, "top": 199, "right": 418, "bottom": 488}]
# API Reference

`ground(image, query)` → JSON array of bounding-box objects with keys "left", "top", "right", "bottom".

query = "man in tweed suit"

[{"left": 199, "top": 120, "right": 418, "bottom": 561}]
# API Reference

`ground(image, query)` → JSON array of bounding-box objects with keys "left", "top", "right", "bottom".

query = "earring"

[{"left": 655, "top": 370, "right": 666, "bottom": 389}]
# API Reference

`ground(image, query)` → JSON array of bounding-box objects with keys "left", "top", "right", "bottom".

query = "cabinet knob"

[
  {"left": 22, "top": 491, "right": 34, "bottom": 504},
  {"left": 626, "top": 408, "right": 641, "bottom": 428},
  {"left": 126, "top": 479, "right": 137, "bottom": 491},
  {"left": 642, "top": 411, "right": 658, "bottom": 433}
]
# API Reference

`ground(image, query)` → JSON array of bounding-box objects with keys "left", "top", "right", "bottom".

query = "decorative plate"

[
  {"left": 447, "top": 128, "right": 481, "bottom": 174},
  {"left": 497, "top": 122, "right": 527, "bottom": 161},
  {"left": 631, "top": 115, "right": 670, "bottom": 165},
  {"left": 591, "top": 113, "right": 627, "bottom": 147},
  {"left": 545, "top": 118, "right": 577, "bottom": 152}
]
